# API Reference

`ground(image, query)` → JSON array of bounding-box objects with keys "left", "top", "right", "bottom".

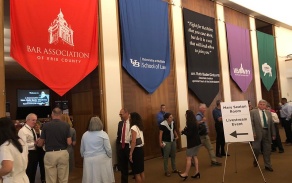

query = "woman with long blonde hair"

[{"left": 61, "top": 114, "right": 76, "bottom": 173}]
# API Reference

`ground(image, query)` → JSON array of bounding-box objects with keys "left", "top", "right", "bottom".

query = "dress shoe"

[
  {"left": 253, "top": 160, "right": 257, "bottom": 167},
  {"left": 271, "top": 149, "right": 276, "bottom": 152},
  {"left": 165, "top": 172, "right": 171, "bottom": 177},
  {"left": 178, "top": 173, "right": 188, "bottom": 181},
  {"left": 172, "top": 169, "right": 181, "bottom": 173},
  {"left": 265, "top": 167, "right": 273, "bottom": 172},
  {"left": 191, "top": 172, "right": 200, "bottom": 179},
  {"left": 211, "top": 161, "right": 222, "bottom": 166},
  {"left": 279, "top": 150, "right": 284, "bottom": 153},
  {"left": 216, "top": 154, "right": 222, "bottom": 158}
]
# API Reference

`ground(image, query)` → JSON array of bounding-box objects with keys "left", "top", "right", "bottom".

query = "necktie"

[
  {"left": 262, "top": 110, "right": 268, "bottom": 128},
  {"left": 31, "top": 128, "right": 37, "bottom": 141},
  {"left": 121, "top": 121, "right": 126, "bottom": 149}
]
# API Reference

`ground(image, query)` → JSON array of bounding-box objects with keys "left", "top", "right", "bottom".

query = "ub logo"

[
  {"left": 130, "top": 59, "right": 140, "bottom": 67},
  {"left": 262, "top": 63, "right": 272, "bottom": 77}
]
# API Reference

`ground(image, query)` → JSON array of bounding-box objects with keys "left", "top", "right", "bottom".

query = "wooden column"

[{"left": 0, "top": 0, "right": 6, "bottom": 117}]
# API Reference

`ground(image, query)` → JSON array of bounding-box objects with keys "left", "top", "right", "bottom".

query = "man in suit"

[
  {"left": 250, "top": 100, "right": 276, "bottom": 171},
  {"left": 116, "top": 108, "right": 131, "bottom": 183}
]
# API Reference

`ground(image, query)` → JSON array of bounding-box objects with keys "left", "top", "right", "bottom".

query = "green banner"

[{"left": 256, "top": 31, "right": 276, "bottom": 91}]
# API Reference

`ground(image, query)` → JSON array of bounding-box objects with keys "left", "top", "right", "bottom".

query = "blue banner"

[{"left": 119, "top": 0, "right": 170, "bottom": 94}]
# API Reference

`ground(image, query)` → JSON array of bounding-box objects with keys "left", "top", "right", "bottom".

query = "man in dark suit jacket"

[
  {"left": 116, "top": 108, "right": 131, "bottom": 183},
  {"left": 250, "top": 100, "right": 276, "bottom": 171}
]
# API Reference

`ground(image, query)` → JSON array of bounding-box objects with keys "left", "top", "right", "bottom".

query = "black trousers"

[
  {"left": 27, "top": 150, "right": 39, "bottom": 183},
  {"left": 215, "top": 123, "right": 225, "bottom": 155},
  {"left": 37, "top": 147, "right": 46, "bottom": 181},
  {"left": 117, "top": 143, "right": 130, "bottom": 183},
  {"left": 283, "top": 119, "right": 292, "bottom": 143},
  {"left": 272, "top": 123, "right": 284, "bottom": 151}
]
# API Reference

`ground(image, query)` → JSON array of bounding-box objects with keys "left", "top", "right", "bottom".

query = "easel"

[{"left": 222, "top": 142, "right": 267, "bottom": 183}]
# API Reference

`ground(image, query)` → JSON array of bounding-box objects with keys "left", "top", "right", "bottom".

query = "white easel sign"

[{"left": 221, "top": 101, "right": 254, "bottom": 143}]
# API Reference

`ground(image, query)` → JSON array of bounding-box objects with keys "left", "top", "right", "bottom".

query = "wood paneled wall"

[
  {"left": 120, "top": 0, "right": 181, "bottom": 159},
  {"left": 5, "top": 67, "right": 100, "bottom": 168},
  {"left": 182, "top": 0, "right": 222, "bottom": 140},
  {"left": 70, "top": 67, "right": 100, "bottom": 167},
  {"left": 224, "top": 7, "right": 257, "bottom": 107},
  {"left": 121, "top": 55, "right": 178, "bottom": 159}
]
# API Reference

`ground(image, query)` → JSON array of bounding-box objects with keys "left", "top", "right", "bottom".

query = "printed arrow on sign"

[{"left": 230, "top": 131, "right": 248, "bottom": 138}]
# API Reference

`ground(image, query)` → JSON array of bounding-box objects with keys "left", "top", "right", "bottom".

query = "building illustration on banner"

[
  {"left": 233, "top": 63, "right": 251, "bottom": 76},
  {"left": 221, "top": 101, "right": 254, "bottom": 143},
  {"left": 48, "top": 9, "right": 74, "bottom": 46},
  {"left": 262, "top": 63, "right": 272, "bottom": 77}
]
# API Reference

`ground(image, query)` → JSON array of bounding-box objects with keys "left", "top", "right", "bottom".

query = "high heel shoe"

[
  {"left": 191, "top": 172, "right": 200, "bottom": 179},
  {"left": 178, "top": 173, "right": 188, "bottom": 181}
]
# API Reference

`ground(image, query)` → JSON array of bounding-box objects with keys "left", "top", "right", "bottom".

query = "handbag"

[
  {"left": 198, "top": 123, "right": 207, "bottom": 136},
  {"left": 131, "top": 126, "right": 143, "bottom": 146},
  {"left": 135, "top": 137, "right": 142, "bottom": 146}
]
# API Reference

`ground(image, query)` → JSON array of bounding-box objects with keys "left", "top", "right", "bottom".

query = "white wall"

[
  {"left": 171, "top": 0, "right": 189, "bottom": 148},
  {"left": 275, "top": 27, "right": 292, "bottom": 101},
  {"left": 100, "top": 0, "right": 123, "bottom": 165}
]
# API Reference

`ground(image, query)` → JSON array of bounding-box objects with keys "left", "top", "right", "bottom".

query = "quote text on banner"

[{"left": 183, "top": 8, "right": 220, "bottom": 106}]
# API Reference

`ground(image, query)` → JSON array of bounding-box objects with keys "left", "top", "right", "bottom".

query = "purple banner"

[{"left": 226, "top": 23, "right": 253, "bottom": 92}]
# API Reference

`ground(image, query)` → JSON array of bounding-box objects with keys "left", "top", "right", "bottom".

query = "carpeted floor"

[{"left": 37, "top": 128, "right": 291, "bottom": 183}]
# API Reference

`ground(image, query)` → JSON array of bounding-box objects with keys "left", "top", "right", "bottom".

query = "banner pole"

[
  {"left": 249, "top": 142, "right": 267, "bottom": 182},
  {"left": 234, "top": 143, "right": 237, "bottom": 173},
  {"left": 222, "top": 142, "right": 230, "bottom": 182}
]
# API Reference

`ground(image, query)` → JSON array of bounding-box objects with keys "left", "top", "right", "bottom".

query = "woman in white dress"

[
  {"left": 0, "top": 117, "right": 29, "bottom": 183},
  {"left": 80, "top": 116, "right": 115, "bottom": 183}
]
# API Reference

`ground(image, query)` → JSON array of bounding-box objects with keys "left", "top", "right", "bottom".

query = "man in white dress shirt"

[{"left": 18, "top": 113, "right": 38, "bottom": 183}]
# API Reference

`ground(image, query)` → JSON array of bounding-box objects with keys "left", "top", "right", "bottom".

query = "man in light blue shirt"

[
  {"left": 280, "top": 98, "right": 292, "bottom": 144},
  {"left": 156, "top": 104, "right": 166, "bottom": 126}
]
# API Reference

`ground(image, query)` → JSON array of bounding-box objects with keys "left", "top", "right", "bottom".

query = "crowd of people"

[{"left": 0, "top": 98, "right": 290, "bottom": 183}]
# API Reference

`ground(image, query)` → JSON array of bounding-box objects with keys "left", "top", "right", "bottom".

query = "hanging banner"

[
  {"left": 119, "top": 0, "right": 170, "bottom": 94},
  {"left": 183, "top": 9, "right": 219, "bottom": 106},
  {"left": 226, "top": 23, "right": 253, "bottom": 92},
  {"left": 256, "top": 31, "right": 276, "bottom": 91},
  {"left": 10, "top": 0, "right": 98, "bottom": 96}
]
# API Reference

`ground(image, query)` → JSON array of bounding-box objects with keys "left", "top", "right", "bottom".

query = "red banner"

[{"left": 10, "top": 0, "right": 98, "bottom": 96}]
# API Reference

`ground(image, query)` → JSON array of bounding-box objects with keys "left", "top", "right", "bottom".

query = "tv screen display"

[{"left": 18, "top": 89, "right": 50, "bottom": 107}]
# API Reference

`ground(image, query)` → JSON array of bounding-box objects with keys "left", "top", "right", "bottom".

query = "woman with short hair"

[
  {"left": 0, "top": 117, "right": 29, "bottom": 183},
  {"left": 80, "top": 116, "right": 115, "bottom": 183}
]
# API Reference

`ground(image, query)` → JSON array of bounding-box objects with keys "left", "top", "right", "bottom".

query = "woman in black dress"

[{"left": 178, "top": 110, "right": 201, "bottom": 180}]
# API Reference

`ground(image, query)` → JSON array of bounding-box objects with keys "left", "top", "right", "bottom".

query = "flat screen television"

[
  {"left": 17, "top": 89, "right": 50, "bottom": 107},
  {"left": 17, "top": 89, "right": 51, "bottom": 119}
]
